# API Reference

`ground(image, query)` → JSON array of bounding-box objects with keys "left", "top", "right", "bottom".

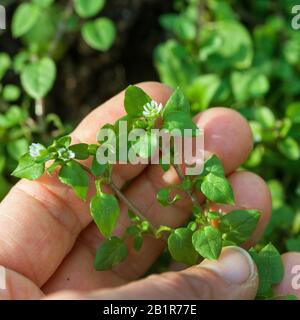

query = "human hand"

[{"left": 0, "top": 82, "right": 299, "bottom": 300}]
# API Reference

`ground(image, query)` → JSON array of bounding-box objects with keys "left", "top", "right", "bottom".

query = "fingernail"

[{"left": 199, "top": 246, "right": 256, "bottom": 285}]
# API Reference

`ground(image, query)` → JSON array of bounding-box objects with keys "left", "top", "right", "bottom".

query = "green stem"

[
  {"left": 172, "top": 164, "right": 200, "bottom": 207},
  {"left": 108, "top": 180, "right": 156, "bottom": 233},
  {"left": 95, "top": 179, "right": 102, "bottom": 195}
]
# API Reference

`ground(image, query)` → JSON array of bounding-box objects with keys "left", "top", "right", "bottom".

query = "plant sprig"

[{"left": 12, "top": 85, "right": 291, "bottom": 300}]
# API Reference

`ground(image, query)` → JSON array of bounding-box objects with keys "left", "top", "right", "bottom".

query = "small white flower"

[
  {"left": 29, "top": 143, "right": 45, "bottom": 158},
  {"left": 57, "top": 147, "right": 75, "bottom": 161},
  {"left": 142, "top": 100, "right": 163, "bottom": 118}
]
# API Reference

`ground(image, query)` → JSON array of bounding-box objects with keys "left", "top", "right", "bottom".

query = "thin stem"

[
  {"left": 108, "top": 180, "right": 156, "bottom": 233},
  {"left": 35, "top": 99, "right": 46, "bottom": 134},
  {"left": 48, "top": 0, "right": 74, "bottom": 56},
  {"left": 80, "top": 164, "right": 157, "bottom": 233},
  {"left": 172, "top": 164, "right": 200, "bottom": 207}
]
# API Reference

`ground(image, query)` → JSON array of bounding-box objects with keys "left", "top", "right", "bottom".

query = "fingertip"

[
  {"left": 135, "top": 81, "right": 173, "bottom": 104},
  {"left": 274, "top": 252, "right": 300, "bottom": 299},
  {"left": 194, "top": 107, "right": 253, "bottom": 174},
  {"left": 229, "top": 171, "right": 272, "bottom": 245},
  {"left": 210, "top": 171, "right": 272, "bottom": 246}
]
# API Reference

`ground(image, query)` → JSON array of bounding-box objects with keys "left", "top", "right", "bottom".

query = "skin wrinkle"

[
  {"left": 15, "top": 184, "right": 82, "bottom": 238},
  {"left": 0, "top": 233, "right": 39, "bottom": 286},
  {"left": 44, "top": 239, "right": 127, "bottom": 291}
]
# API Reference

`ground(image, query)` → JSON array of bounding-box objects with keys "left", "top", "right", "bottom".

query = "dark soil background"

[
  {"left": 53, "top": 0, "right": 173, "bottom": 125},
  {"left": 0, "top": 0, "right": 173, "bottom": 126}
]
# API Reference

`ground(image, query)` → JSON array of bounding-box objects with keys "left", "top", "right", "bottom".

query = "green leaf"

[
  {"left": 162, "top": 111, "right": 198, "bottom": 136},
  {"left": 254, "top": 107, "right": 275, "bottom": 129},
  {"left": 286, "top": 235, "right": 300, "bottom": 252},
  {"left": 186, "top": 74, "right": 221, "bottom": 112},
  {"left": 286, "top": 102, "right": 300, "bottom": 124},
  {"left": 154, "top": 40, "right": 198, "bottom": 89},
  {"left": 7, "top": 138, "right": 29, "bottom": 161},
  {"left": 201, "top": 155, "right": 224, "bottom": 177},
  {"left": 53, "top": 136, "right": 72, "bottom": 148},
  {"left": 219, "top": 210, "right": 260, "bottom": 244},
  {"left": 2, "top": 85, "right": 21, "bottom": 102},
  {"left": 200, "top": 174, "right": 234, "bottom": 204},
  {"left": 200, "top": 21, "right": 253, "bottom": 71},
  {"left": 32, "top": 0, "right": 54, "bottom": 7},
  {"left": 69, "top": 143, "right": 90, "bottom": 160},
  {"left": 0, "top": 53, "right": 11, "bottom": 80},
  {"left": 58, "top": 161, "right": 89, "bottom": 200},
  {"left": 157, "top": 187, "right": 181, "bottom": 207},
  {"left": 124, "top": 85, "right": 151, "bottom": 117},
  {"left": 90, "top": 193, "right": 120, "bottom": 238},
  {"left": 192, "top": 226, "right": 222, "bottom": 260},
  {"left": 160, "top": 14, "right": 196, "bottom": 41},
  {"left": 162, "top": 88, "right": 190, "bottom": 118},
  {"left": 2, "top": 106, "right": 27, "bottom": 128},
  {"left": 91, "top": 157, "right": 108, "bottom": 177},
  {"left": 231, "top": 69, "right": 269, "bottom": 102},
  {"left": 12, "top": 153, "right": 45, "bottom": 180},
  {"left": 12, "top": 3, "right": 39, "bottom": 38},
  {"left": 94, "top": 237, "right": 128, "bottom": 270},
  {"left": 249, "top": 244, "right": 284, "bottom": 298},
  {"left": 168, "top": 228, "right": 199, "bottom": 265},
  {"left": 81, "top": 18, "right": 116, "bottom": 51},
  {"left": 277, "top": 137, "right": 300, "bottom": 160},
  {"left": 21, "top": 58, "right": 56, "bottom": 99},
  {"left": 74, "top": 0, "right": 105, "bottom": 18},
  {"left": 133, "top": 235, "right": 143, "bottom": 251}
]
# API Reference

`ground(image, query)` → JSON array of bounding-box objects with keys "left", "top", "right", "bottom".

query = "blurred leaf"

[
  {"left": 231, "top": 69, "right": 269, "bottom": 102},
  {"left": 13, "top": 51, "right": 29, "bottom": 73},
  {"left": 286, "top": 235, "right": 300, "bottom": 252},
  {"left": 32, "top": 0, "right": 54, "bottom": 7},
  {"left": 12, "top": 3, "right": 40, "bottom": 38},
  {"left": 7, "top": 138, "right": 29, "bottom": 161},
  {"left": 186, "top": 74, "right": 221, "bottom": 112},
  {"left": 160, "top": 13, "right": 196, "bottom": 41},
  {"left": 254, "top": 107, "right": 275, "bottom": 129},
  {"left": 154, "top": 40, "right": 198, "bottom": 89},
  {"left": 277, "top": 137, "right": 300, "bottom": 160},
  {"left": 2, "top": 85, "right": 21, "bottom": 102},
  {"left": 82, "top": 18, "right": 116, "bottom": 51},
  {"left": 21, "top": 57, "right": 56, "bottom": 99},
  {"left": 200, "top": 21, "right": 253, "bottom": 70},
  {"left": 0, "top": 53, "right": 11, "bottom": 80},
  {"left": 286, "top": 102, "right": 300, "bottom": 124},
  {"left": 268, "top": 180, "right": 284, "bottom": 210},
  {"left": 74, "top": 0, "right": 105, "bottom": 18}
]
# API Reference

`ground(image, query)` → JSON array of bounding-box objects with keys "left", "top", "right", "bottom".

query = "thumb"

[{"left": 49, "top": 247, "right": 258, "bottom": 300}]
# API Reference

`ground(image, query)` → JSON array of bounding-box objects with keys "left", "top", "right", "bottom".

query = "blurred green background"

[{"left": 0, "top": 0, "right": 300, "bottom": 253}]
